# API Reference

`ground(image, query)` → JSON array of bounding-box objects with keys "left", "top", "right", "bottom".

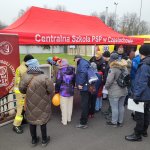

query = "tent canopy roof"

[{"left": 1, "top": 6, "right": 143, "bottom": 45}]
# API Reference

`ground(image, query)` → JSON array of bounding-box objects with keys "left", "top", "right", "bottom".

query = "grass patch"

[{"left": 20, "top": 53, "right": 91, "bottom": 65}]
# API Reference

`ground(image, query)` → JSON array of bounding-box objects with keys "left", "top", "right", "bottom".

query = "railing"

[{"left": 0, "top": 92, "right": 16, "bottom": 127}]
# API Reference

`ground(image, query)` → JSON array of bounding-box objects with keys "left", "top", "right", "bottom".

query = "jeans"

[
  {"left": 88, "top": 94, "right": 97, "bottom": 115},
  {"left": 134, "top": 102, "right": 150, "bottom": 135},
  {"left": 29, "top": 124, "right": 47, "bottom": 140},
  {"left": 109, "top": 96, "right": 126, "bottom": 124},
  {"left": 80, "top": 91, "right": 90, "bottom": 125},
  {"left": 95, "top": 97, "right": 102, "bottom": 111}
]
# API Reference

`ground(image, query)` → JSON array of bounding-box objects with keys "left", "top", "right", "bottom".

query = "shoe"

[
  {"left": 106, "top": 121, "right": 117, "bottom": 127},
  {"left": 61, "top": 121, "right": 67, "bottom": 125},
  {"left": 117, "top": 122, "right": 123, "bottom": 127},
  {"left": 125, "top": 133, "right": 142, "bottom": 141},
  {"left": 105, "top": 114, "right": 112, "bottom": 120},
  {"left": 13, "top": 126, "right": 23, "bottom": 134},
  {"left": 76, "top": 124, "right": 88, "bottom": 129},
  {"left": 42, "top": 136, "right": 50, "bottom": 147},
  {"left": 91, "top": 115, "right": 94, "bottom": 118},
  {"left": 142, "top": 132, "right": 148, "bottom": 137},
  {"left": 95, "top": 109, "right": 101, "bottom": 113},
  {"left": 22, "top": 119, "right": 28, "bottom": 125},
  {"left": 88, "top": 114, "right": 92, "bottom": 118},
  {"left": 103, "top": 111, "right": 109, "bottom": 115},
  {"left": 31, "top": 136, "right": 39, "bottom": 147},
  {"left": 88, "top": 114, "right": 94, "bottom": 119}
]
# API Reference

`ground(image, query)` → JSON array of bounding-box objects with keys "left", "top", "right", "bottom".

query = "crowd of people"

[{"left": 12, "top": 44, "right": 150, "bottom": 147}]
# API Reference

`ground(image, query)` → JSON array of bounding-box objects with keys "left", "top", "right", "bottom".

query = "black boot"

[
  {"left": 125, "top": 133, "right": 142, "bottom": 141},
  {"left": 142, "top": 131, "right": 148, "bottom": 137},
  {"left": 42, "top": 136, "right": 50, "bottom": 147},
  {"left": 31, "top": 136, "right": 39, "bottom": 146},
  {"left": 13, "top": 126, "right": 23, "bottom": 134}
]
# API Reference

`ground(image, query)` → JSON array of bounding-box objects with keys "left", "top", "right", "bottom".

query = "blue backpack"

[
  {"left": 86, "top": 62, "right": 99, "bottom": 94},
  {"left": 87, "top": 66, "right": 98, "bottom": 84}
]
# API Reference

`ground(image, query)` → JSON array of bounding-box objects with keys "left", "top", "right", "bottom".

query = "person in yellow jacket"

[{"left": 13, "top": 54, "right": 34, "bottom": 134}]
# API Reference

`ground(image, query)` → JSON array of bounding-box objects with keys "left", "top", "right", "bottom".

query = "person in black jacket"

[
  {"left": 74, "top": 55, "right": 90, "bottom": 129},
  {"left": 89, "top": 50, "right": 106, "bottom": 75},
  {"left": 125, "top": 45, "right": 150, "bottom": 142},
  {"left": 103, "top": 51, "right": 110, "bottom": 84},
  {"left": 114, "top": 45, "right": 128, "bottom": 60}
]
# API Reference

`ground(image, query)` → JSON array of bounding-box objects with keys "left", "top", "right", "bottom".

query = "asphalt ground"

[{"left": 0, "top": 91, "right": 149, "bottom": 150}]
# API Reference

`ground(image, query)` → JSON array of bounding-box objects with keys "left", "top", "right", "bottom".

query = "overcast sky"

[{"left": 0, "top": 0, "right": 149, "bottom": 25}]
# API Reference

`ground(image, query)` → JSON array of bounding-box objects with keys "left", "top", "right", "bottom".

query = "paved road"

[{"left": 0, "top": 94, "right": 149, "bottom": 150}]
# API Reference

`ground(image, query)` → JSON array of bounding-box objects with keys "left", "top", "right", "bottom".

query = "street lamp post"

[
  {"left": 114, "top": 2, "right": 118, "bottom": 30},
  {"left": 138, "top": 0, "right": 143, "bottom": 35},
  {"left": 105, "top": 6, "right": 108, "bottom": 25}
]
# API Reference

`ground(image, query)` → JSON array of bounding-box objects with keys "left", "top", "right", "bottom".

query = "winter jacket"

[
  {"left": 105, "top": 60, "right": 128, "bottom": 98},
  {"left": 13, "top": 62, "right": 27, "bottom": 97},
  {"left": 130, "top": 55, "right": 141, "bottom": 80},
  {"left": 55, "top": 66, "right": 75, "bottom": 97},
  {"left": 76, "top": 58, "right": 90, "bottom": 91},
  {"left": 133, "top": 56, "right": 150, "bottom": 102},
  {"left": 89, "top": 56, "right": 106, "bottom": 74},
  {"left": 103, "top": 61, "right": 109, "bottom": 84},
  {"left": 113, "top": 51, "right": 128, "bottom": 60},
  {"left": 19, "top": 68, "right": 54, "bottom": 125}
]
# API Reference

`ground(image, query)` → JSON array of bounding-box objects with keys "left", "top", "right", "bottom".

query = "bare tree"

[
  {"left": 118, "top": 13, "right": 150, "bottom": 35},
  {"left": 99, "top": 12, "right": 106, "bottom": 23},
  {"left": 107, "top": 13, "right": 116, "bottom": 29},
  {"left": 139, "top": 21, "right": 150, "bottom": 34},
  {"left": 0, "top": 21, "right": 7, "bottom": 29},
  {"left": 90, "top": 11, "right": 99, "bottom": 17},
  {"left": 18, "top": 9, "right": 25, "bottom": 18},
  {"left": 55, "top": 5, "right": 67, "bottom": 11}
]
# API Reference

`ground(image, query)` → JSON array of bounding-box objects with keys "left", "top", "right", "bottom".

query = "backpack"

[
  {"left": 116, "top": 69, "right": 130, "bottom": 88},
  {"left": 87, "top": 65, "right": 99, "bottom": 94},
  {"left": 87, "top": 66, "right": 98, "bottom": 84}
]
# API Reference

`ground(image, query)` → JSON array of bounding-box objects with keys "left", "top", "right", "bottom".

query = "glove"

[{"left": 133, "top": 99, "right": 139, "bottom": 104}]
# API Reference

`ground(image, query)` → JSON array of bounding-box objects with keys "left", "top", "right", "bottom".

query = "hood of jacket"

[
  {"left": 141, "top": 56, "right": 150, "bottom": 65},
  {"left": 109, "top": 59, "right": 127, "bottom": 69},
  {"left": 61, "top": 66, "right": 74, "bottom": 75}
]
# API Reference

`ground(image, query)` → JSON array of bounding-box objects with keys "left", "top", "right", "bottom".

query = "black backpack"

[{"left": 116, "top": 69, "right": 130, "bottom": 88}]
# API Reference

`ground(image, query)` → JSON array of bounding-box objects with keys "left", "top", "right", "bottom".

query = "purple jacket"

[{"left": 55, "top": 66, "right": 75, "bottom": 97}]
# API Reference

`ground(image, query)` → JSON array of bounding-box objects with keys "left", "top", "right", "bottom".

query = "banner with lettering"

[{"left": 0, "top": 34, "right": 20, "bottom": 98}]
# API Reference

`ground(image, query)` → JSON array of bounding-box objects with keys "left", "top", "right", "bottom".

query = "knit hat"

[
  {"left": 103, "top": 51, "right": 110, "bottom": 58},
  {"left": 139, "top": 45, "right": 150, "bottom": 56},
  {"left": 26, "top": 59, "right": 39, "bottom": 68},
  {"left": 74, "top": 55, "right": 82, "bottom": 60},
  {"left": 47, "top": 57, "right": 57, "bottom": 65},
  {"left": 90, "top": 62, "right": 97, "bottom": 72},
  {"left": 23, "top": 54, "right": 34, "bottom": 62},
  {"left": 53, "top": 56, "right": 60, "bottom": 62},
  {"left": 59, "top": 59, "right": 68, "bottom": 68},
  {"left": 109, "top": 53, "right": 119, "bottom": 63}
]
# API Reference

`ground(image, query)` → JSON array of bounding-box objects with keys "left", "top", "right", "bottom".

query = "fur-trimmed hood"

[{"left": 109, "top": 59, "right": 127, "bottom": 69}]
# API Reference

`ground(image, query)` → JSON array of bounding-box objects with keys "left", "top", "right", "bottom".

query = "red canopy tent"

[{"left": 1, "top": 6, "right": 143, "bottom": 45}]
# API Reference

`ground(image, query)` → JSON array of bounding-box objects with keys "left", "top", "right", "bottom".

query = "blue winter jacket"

[
  {"left": 133, "top": 56, "right": 150, "bottom": 102},
  {"left": 76, "top": 59, "right": 90, "bottom": 91},
  {"left": 130, "top": 55, "right": 141, "bottom": 80}
]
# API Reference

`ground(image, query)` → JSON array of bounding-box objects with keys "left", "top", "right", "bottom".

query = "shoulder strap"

[{"left": 28, "top": 75, "right": 35, "bottom": 88}]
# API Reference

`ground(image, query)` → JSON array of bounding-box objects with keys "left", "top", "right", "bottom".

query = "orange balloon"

[{"left": 52, "top": 94, "right": 60, "bottom": 106}]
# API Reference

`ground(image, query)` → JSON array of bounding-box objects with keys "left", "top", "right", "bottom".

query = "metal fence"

[{"left": 0, "top": 92, "right": 16, "bottom": 127}]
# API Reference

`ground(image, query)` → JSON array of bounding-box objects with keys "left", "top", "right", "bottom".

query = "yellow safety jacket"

[{"left": 14, "top": 62, "right": 27, "bottom": 98}]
